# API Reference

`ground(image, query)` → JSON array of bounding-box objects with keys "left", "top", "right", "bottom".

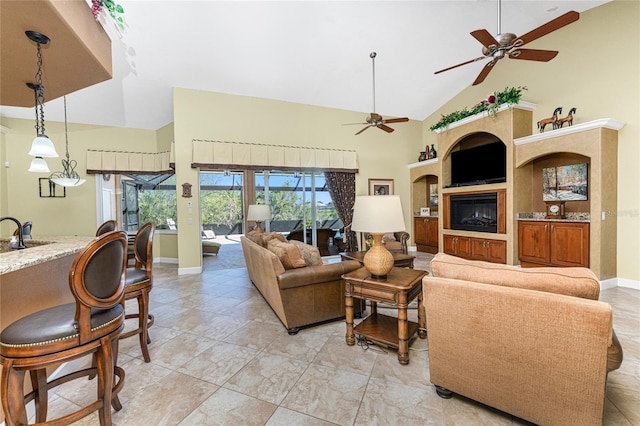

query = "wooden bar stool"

[
  {"left": 0, "top": 231, "right": 128, "bottom": 425},
  {"left": 96, "top": 220, "right": 117, "bottom": 236},
  {"left": 120, "top": 222, "right": 155, "bottom": 362}
]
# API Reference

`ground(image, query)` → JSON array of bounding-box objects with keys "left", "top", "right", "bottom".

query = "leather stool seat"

[
  {"left": 125, "top": 268, "right": 147, "bottom": 286},
  {"left": 0, "top": 304, "right": 123, "bottom": 359}
]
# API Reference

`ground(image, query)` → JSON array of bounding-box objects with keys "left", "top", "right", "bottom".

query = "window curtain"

[{"left": 325, "top": 171, "right": 358, "bottom": 251}]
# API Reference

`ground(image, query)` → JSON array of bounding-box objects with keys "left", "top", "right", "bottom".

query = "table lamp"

[
  {"left": 351, "top": 195, "right": 406, "bottom": 278},
  {"left": 247, "top": 204, "right": 271, "bottom": 232}
]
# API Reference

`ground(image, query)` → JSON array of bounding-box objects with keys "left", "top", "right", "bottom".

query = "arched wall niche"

[
  {"left": 516, "top": 152, "right": 591, "bottom": 215},
  {"left": 412, "top": 173, "right": 439, "bottom": 216}
]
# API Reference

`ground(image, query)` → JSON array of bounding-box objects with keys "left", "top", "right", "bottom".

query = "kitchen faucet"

[{"left": 0, "top": 216, "right": 26, "bottom": 249}]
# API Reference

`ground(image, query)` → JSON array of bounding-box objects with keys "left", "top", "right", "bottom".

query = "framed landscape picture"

[
  {"left": 369, "top": 179, "right": 394, "bottom": 196},
  {"left": 542, "top": 163, "right": 588, "bottom": 201}
]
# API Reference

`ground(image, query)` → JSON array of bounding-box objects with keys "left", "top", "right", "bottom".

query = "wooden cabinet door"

[
  {"left": 456, "top": 236, "right": 472, "bottom": 258},
  {"left": 469, "top": 238, "right": 488, "bottom": 261},
  {"left": 518, "top": 221, "right": 550, "bottom": 265},
  {"left": 414, "top": 217, "right": 427, "bottom": 244},
  {"left": 443, "top": 234, "right": 457, "bottom": 256},
  {"left": 469, "top": 238, "right": 507, "bottom": 263},
  {"left": 486, "top": 239, "right": 507, "bottom": 264},
  {"left": 426, "top": 218, "right": 439, "bottom": 246},
  {"left": 443, "top": 235, "right": 471, "bottom": 258},
  {"left": 550, "top": 222, "right": 590, "bottom": 267}
]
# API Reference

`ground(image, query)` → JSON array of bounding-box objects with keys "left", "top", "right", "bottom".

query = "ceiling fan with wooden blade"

[
  {"left": 434, "top": 0, "right": 579, "bottom": 86},
  {"left": 345, "top": 52, "right": 409, "bottom": 135}
]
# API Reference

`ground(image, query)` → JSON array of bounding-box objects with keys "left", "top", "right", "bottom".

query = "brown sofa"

[
  {"left": 240, "top": 233, "right": 361, "bottom": 334},
  {"left": 423, "top": 253, "right": 623, "bottom": 426}
]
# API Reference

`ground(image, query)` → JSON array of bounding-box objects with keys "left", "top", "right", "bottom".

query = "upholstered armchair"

[{"left": 367, "top": 232, "right": 409, "bottom": 254}]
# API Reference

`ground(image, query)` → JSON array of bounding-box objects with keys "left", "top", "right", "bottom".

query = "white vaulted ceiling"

[{"left": 0, "top": 1, "right": 610, "bottom": 131}]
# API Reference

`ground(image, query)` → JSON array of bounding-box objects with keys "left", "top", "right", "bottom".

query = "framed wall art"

[
  {"left": 39, "top": 178, "right": 65, "bottom": 198},
  {"left": 429, "top": 183, "right": 438, "bottom": 206},
  {"left": 542, "top": 163, "right": 588, "bottom": 201},
  {"left": 369, "top": 179, "right": 394, "bottom": 196}
]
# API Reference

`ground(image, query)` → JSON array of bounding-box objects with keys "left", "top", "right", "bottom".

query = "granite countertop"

[
  {"left": 517, "top": 212, "right": 591, "bottom": 222},
  {"left": 0, "top": 236, "right": 95, "bottom": 274}
]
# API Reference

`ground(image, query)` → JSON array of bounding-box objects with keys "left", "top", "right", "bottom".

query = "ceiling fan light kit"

[
  {"left": 344, "top": 52, "right": 409, "bottom": 135},
  {"left": 434, "top": 0, "right": 579, "bottom": 86}
]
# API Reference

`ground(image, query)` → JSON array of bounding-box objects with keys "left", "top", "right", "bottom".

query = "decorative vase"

[
  {"left": 429, "top": 144, "right": 438, "bottom": 159},
  {"left": 418, "top": 151, "right": 427, "bottom": 162}
]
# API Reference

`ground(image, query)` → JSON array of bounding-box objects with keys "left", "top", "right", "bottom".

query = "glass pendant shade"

[
  {"left": 29, "top": 135, "right": 59, "bottom": 158},
  {"left": 28, "top": 157, "right": 50, "bottom": 173},
  {"left": 50, "top": 177, "right": 87, "bottom": 187}
]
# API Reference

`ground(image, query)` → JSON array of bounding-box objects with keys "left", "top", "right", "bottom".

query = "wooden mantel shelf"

[{"left": 515, "top": 118, "right": 626, "bottom": 145}]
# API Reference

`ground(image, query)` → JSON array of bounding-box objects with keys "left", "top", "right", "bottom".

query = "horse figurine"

[
  {"left": 537, "top": 107, "right": 562, "bottom": 133},
  {"left": 557, "top": 107, "right": 577, "bottom": 128}
]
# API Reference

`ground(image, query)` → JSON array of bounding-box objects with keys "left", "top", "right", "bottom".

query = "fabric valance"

[
  {"left": 86, "top": 150, "right": 173, "bottom": 175},
  {"left": 190, "top": 140, "right": 358, "bottom": 173}
]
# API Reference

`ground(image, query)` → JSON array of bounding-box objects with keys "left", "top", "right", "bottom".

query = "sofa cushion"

[
  {"left": 267, "top": 239, "right": 306, "bottom": 270},
  {"left": 246, "top": 230, "right": 265, "bottom": 246},
  {"left": 289, "top": 240, "right": 323, "bottom": 266},
  {"left": 430, "top": 253, "right": 600, "bottom": 300},
  {"left": 246, "top": 231, "right": 287, "bottom": 247}
]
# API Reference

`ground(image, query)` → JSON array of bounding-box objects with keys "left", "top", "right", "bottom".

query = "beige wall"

[
  {"left": 421, "top": 1, "right": 639, "bottom": 281},
  {"left": 0, "top": 117, "right": 158, "bottom": 237},
  {"left": 173, "top": 89, "right": 423, "bottom": 270},
  {"left": 0, "top": 1, "right": 637, "bottom": 281}
]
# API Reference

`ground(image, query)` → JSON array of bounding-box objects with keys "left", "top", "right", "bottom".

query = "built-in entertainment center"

[{"left": 409, "top": 103, "right": 622, "bottom": 279}]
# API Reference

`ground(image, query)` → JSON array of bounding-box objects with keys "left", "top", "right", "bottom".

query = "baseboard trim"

[
  {"left": 601, "top": 278, "right": 618, "bottom": 290},
  {"left": 178, "top": 266, "right": 202, "bottom": 275},
  {"left": 615, "top": 277, "right": 640, "bottom": 291},
  {"left": 155, "top": 257, "right": 178, "bottom": 264}
]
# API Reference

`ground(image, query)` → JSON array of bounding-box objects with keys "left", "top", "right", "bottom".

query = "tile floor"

[{"left": 43, "top": 248, "right": 639, "bottom": 425}]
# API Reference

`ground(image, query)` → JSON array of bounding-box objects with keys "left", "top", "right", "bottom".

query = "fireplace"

[{"left": 450, "top": 192, "right": 498, "bottom": 233}]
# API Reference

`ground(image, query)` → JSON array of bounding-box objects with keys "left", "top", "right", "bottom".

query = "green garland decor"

[
  {"left": 91, "top": 0, "right": 125, "bottom": 31},
  {"left": 429, "top": 86, "right": 527, "bottom": 132}
]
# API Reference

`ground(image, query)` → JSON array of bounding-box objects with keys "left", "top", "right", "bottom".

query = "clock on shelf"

[{"left": 545, "top": 200, "right": 566, "bottom": 219}]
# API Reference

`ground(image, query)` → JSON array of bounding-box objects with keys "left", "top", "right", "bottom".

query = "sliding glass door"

[{"left": 255, "top": 171, "right": 342, "bottom": 244}]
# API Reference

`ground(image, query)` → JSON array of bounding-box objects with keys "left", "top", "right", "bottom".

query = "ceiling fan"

[
  {"left": 434, "top": 0, "right": 579, "bottom": 86},
  {"left": 345, "top": 52, "right": 409, "bottom": 135}
]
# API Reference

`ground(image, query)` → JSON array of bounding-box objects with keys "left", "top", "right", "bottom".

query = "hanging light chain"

[
  {"left": 32, "top": 84, "right": 40, "bottom": 135},
  {"left": 33, "top": 40, "right": 47, "bottom": 136},
  {"left": 63, "top": 96, "right": 70, "bottom": 161}
]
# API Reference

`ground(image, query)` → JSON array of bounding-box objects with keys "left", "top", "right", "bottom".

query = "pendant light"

[
  {"left": 49, "top": 96, "right": 86, "bottom": 187},
  {"left": 26, "top": 30, "right": 58, "bottom": 173}
]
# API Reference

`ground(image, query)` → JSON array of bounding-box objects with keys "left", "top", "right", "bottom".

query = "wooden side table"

[{"left": 342, "top": 267, "right": 427, "bottom": 364}]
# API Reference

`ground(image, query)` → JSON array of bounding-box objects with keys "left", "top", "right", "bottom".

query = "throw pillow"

[
  {"left": 260, "top": 232, "right": 287, "bottom": 246},
  {"left": 289, "top": 240, "right": 323, "bottom": 266},
  {"left": 246, "top": 230, "right": 265, "bottom": 246},
  {"left": 267, "top": 239, "right": 306, "bottom": 269}
]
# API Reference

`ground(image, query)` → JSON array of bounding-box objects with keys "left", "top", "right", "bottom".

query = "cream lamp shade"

[
  {"left": 247, "top": 204, "right": 271, "bottom": 232},
  {"left": 28, "top": 135, "right": 59, "bottom": 158},
  {"left": 28, "top": 157, "right": 50, "bottom": 173},
  {"left": 351, "top": 195, "right": 406, "bottom": 278}
]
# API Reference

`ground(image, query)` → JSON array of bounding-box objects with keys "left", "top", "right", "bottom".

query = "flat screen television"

[{"left": 449, "top": 141, "right": 506, "bottom": 187}]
